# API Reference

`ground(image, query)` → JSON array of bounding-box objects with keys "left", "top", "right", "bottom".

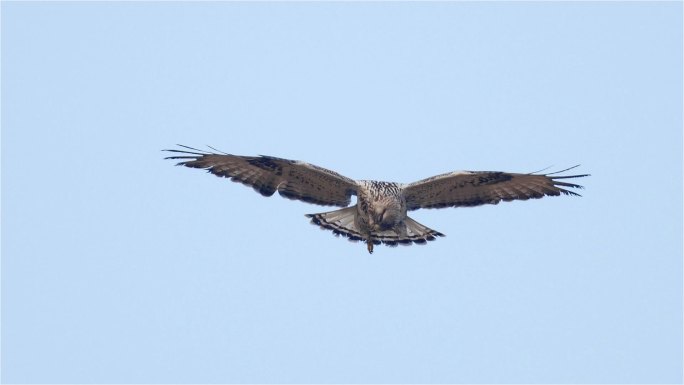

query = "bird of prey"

[{"left": 164, "top": 145, "right": 588, "bottom": 253}]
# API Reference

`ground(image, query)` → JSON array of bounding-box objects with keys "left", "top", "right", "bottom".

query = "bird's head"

[{"left": 370, "top": 203, "right": 401, "bottom": 230}]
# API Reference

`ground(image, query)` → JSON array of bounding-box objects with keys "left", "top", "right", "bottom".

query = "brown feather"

[
  {"left": 403, "top": 169, "right": 588, "bottom": 210},
  {"left": 164, "top": 145, "right": 358, "bottom": 207}
]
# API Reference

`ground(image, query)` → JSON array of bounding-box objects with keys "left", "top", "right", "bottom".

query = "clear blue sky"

[{"left": 2, "top": 2, "right": 682, "bottom": 384}]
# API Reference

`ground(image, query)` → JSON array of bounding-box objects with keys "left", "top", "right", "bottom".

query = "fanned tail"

[
  {"left": 306, "top": 208, "right": 445, "bottom": 249},
  {"left": 306, "top": 207, "right": 365, "bottom": 242},
  {"left": 376, "top": 216, "right": 445, "bottom": 247}
]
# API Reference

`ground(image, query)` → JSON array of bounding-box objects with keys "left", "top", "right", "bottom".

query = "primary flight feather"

[{"left": 165, "top": 145, "right": 588, "bottom": 253}]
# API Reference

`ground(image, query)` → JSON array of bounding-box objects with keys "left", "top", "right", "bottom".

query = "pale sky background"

[{"left": 2, "top": 2, "right": 682, "bottom": 384}]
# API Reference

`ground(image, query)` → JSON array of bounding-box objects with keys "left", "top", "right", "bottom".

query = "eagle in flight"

[{"left": 165, "top": 145, "right": 588, "bottom": 253}]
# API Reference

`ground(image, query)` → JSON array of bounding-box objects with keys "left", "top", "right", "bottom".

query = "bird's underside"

[{"left": 164, "top": 145, "right": 589, "bottom": 253}]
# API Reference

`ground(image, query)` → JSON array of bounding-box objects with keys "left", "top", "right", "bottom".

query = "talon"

[{"left": 366, "top": 240, "right": 374, "bottom": 254}]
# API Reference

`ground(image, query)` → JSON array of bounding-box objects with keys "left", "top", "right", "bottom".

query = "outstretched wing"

[
  {"left": 164, "top": 145, "right": 358, "bottom": 207},
  {"left": 403, "top": 166, "right": 589, "bottom": 210}
]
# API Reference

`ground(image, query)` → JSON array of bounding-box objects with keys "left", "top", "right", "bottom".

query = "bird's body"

[
  {"left": 311, "top": 180, "right": 424, "bottom": 253},
  {"left": 165, "top": 145, "right": 588, "bottom": 253},
  {"left": 356, "top": 181, "right": 407, "bottom": 234}
]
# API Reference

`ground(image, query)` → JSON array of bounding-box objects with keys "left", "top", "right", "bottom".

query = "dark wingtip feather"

[
  {"left": 540, "top": 166, "right": 589, "bottom": 195},
  {"left": 544, "top": 164, "right": 581, "bottom": 175},
  {"left": 162, "top": 144, "right": 217, "bottom": 160},
  {"left": 551, "top": 174, "right": 591, "bottom": 180}
]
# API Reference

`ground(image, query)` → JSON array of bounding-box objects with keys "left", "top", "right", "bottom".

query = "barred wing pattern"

[
  {"left": 164, "top": 145, "right": 358, "bottom": 207},
  {"left": 403, "top": 167, "right": 588, "bottom": 210}
]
